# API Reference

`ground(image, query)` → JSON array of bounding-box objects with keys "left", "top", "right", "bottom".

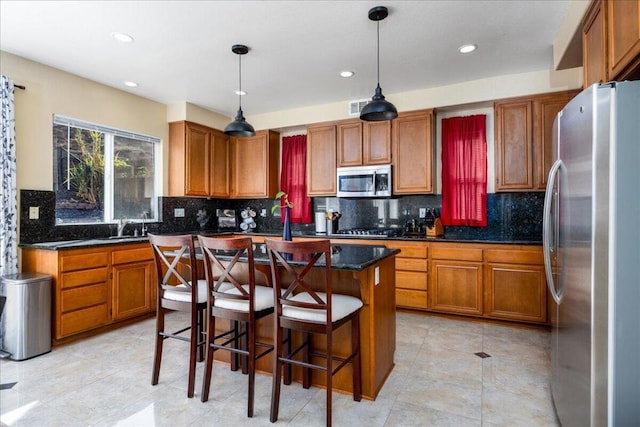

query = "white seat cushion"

[
  {"left": 214, "top": 284, "right": 274, "bottom": 312},
  {"left": 163, "top": 279, "right": 208, "bottom": 303},
  {"left": 283, "top": 292, "right": 363, "bottom": 323}
]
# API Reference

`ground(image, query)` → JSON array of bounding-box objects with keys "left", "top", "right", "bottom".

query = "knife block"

[{"left": 426, "top": 218, "right": 444, "bottom": 238}]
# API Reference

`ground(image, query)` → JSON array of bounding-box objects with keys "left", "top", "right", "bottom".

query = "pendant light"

[
  {"left": 360, "top": 6, "right": 398, "bottom": 122},
  {"left": 224, "top": 44, "right": 255, "bottom": 137}
]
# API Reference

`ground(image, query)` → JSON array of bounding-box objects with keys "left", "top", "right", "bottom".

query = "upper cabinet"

[
  {"left": 494, "top": 91, "right": 578, "bottom": 192},
  {"left": 583, "top": 0, "right": 607, "bottom": 86},
  {"left": 583, "top": 0, "right": 640, "bottom": 87},
  {"left": 307, "top": 124, "right": 337, "bottom": 196},
  {"left": 230, "top": 130, "right": 280, "bottom": 198},
  {"left": 169, "top": 121, "right": 229, "bottom": 197},
  {"left": 607, "top": 0, "right": 640, "bottom": 80},
  {"left": 392, "top": 109, "right": 435, "bottom": 194},
  {"left": 337, "top": 120, "right": 391, "bottom": 167}
]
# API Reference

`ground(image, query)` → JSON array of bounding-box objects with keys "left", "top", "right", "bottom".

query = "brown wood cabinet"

[
  {"left": 583, "top": 0, "right": 640, "bottom": 86},
  {"left": 495, "top": 91, "right": 578, "bottom": 191},
  {"left": 337, "top": 120, "right": 391, "bottom": 167},
  {"left": 484, "top": 247, "right": 547, "bottom": 323},
  {"left": 429, "top": 244, "right": 484, "bottom": 316},
  {"left": 111, "top": 245, "right": 155, "bottom": 321},
  {"left": 607, "top": 0, "right": 640, "bottom": 80},
  {"left": 22, "top": 242, "right": 156, "bottom": 342},
  {"left": 306, "top": 124, "right": 337, "bottom": 196},
  {"left": 392, "top": 109, "right": 435, "bottom": 194},
  {"left": 168, "top": 121, "right": 230, "bottom": 197},
  {"left": 386, "top": 241, "right": 428, "bottom": 309},
  {"left": 230, "top": 130, "right": 280, "bottom": 198},
  {"left": 583, "top": 0, "right": 608, "bottom": 86}
]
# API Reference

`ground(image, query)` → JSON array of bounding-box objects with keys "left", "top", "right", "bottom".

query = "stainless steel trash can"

[{"left": 0, "top": 273, "right": 52, "bottom": 361}]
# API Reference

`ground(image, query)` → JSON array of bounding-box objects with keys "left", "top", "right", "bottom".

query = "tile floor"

[{"left": 0, "top": 311, "right": 559, "bottom": 426}]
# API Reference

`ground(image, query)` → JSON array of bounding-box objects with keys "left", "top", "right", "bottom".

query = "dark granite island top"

[{"left": 209, "top": 241, "right": 399, "bottom": 272}]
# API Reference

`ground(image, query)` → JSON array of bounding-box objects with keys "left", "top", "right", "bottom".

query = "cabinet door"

[
  {"left": 112, "top": 261, "right": 155, "bottom": 320},
  {"left": 231, "top": 130, "right": 279, "bottom": 198},
  {"left": 210, "top": 129, "right": 230, "bottom": 197},
  {"left": 495, "top": 101, "right": 534, "bottom": 191},
  {"left": 184, "top": 123, "right": 211, "bottom": 196},
  {"left": 533, "top": 92, "right": 577, "bottom": 189},
  {"left": 429, "top": 261, "right": 483, "bottom": 316},
  {"left": 583, "top": 0, "right": 607, "bottom": 87},
  {"left": 307, "top": 124, "right": 337, "bottom": 196},
  {"left": 337, "top": 121, "right": 363, "bottom": 166},
  {"left": 608, "top": 0, "right": 640, "bottom": 80},
  {"left": 363, "top": 121, "right": 392, "bottom": 165},
  {"left": 392, "top": 110, "right": 435, "bottom": 194},
  {"left": 485, "top": 263, "right": 547, "bottom": 323}
]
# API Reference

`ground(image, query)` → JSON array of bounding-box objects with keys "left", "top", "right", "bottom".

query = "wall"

[{"left": 0, "top": 51, "right": 169, "bottom": 194}]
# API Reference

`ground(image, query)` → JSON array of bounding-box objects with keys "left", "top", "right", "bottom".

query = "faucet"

[
  {"left": 141, "top": 211, "right": 148, "bottom": 236},
  {"left": 117, "top": 217, "right": 133, "bottom": 237}
]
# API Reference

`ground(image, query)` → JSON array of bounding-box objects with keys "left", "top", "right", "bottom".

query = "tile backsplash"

[{"left": 19, "top": 190, "right": 543, "bottom": 243}]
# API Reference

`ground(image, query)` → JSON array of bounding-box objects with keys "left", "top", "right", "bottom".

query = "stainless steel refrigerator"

[{"left": 543, "top": 81, "right": 640, "bottom": 426}]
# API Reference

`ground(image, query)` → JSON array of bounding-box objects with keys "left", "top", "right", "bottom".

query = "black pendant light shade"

[
  {"left": 361, "top": 6, "right": 398, "bottom": 122},
  {"left": 224, "top": 44, "right": 255, "bottom": 137}
]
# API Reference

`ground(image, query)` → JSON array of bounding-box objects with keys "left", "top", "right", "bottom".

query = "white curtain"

[{"left": 0, "top": 75, "right": 18, "bottom": 275}]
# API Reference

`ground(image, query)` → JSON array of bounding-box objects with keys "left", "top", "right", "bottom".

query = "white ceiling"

[{"left": 0, "top": 1, "right": 577, "bottom": 118}]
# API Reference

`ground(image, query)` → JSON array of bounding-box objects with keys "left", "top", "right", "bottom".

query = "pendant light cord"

[
  {"left": 376, "top": 20, "right": 380, "bottom": 86},
  {"left": 238, "top": 54, "right": 242, "bottom": 110}
]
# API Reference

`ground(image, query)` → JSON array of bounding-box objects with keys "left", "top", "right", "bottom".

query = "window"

[{"left": 53, "top": 115, "right": 160, "bottom": 224}]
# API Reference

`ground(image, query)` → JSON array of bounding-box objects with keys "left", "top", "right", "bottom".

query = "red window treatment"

[
  {"left": 280, "top": 134, "right": 312, "bottom": 224},
  {"left": 441, "top": 114, "right": 487, "bottom": 227}
]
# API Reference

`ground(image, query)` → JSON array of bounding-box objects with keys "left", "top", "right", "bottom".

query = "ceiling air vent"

[{"left": 348, "top": 99, "right": 371, "bottom": 116}]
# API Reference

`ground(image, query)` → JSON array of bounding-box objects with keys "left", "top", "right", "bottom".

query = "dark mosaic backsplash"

[{"left": 19, "top": 190, "right": 543, "bottom": 244}]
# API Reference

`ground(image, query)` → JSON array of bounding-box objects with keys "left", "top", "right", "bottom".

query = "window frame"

[{"left": 53, "top": 114, "right": 161, "bottom": 225}]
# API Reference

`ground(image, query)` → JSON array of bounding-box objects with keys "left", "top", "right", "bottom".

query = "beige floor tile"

[{"left": 0, "top": 311, "right": 556, "bottom": 427}]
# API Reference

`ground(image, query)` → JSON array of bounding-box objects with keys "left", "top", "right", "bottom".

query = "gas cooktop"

[{"left": 335, "top": 228, "right": 402, "bottom": 237}]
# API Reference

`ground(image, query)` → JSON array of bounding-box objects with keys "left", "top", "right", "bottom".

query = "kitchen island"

[{"left": 208, "top": 241, "right": 399, "bottom": 401}]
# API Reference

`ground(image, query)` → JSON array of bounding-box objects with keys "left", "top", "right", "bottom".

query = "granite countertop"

[
  {"left": 19, "top": 230, "right": 541, "bottom": 251},
  {"left": 208, "top": 242, "right": 399, "bottom": 271}
]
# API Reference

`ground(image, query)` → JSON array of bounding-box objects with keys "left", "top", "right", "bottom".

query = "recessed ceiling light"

[
  {"left": 124, "top": 81, "right": 138, "bottom": 88},
  {"left": 340, "top": 71, "right": 355, "bottom": 78},
  {"left": 458, "top": 44, "right": 477, "bottom": 54},
  {"left": 235, "top": 90, "right": 247, "bottom": 96},
  {"left": 111, "top": 32, "right": 134, "bottom": 43}
]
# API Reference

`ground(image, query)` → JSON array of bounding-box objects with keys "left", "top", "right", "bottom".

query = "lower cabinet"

[
  {"left": 111, "top": 246, "right": 155, "bottom": 321},
  {"left": 484, "top": 248, "right": 547, "bottom": 323},
  {"left": 387, "top": 241, "right": 428, "bottom": 309},
  {"left": 22, "top": 242, "right": 156, "bottom": 342},
  {"left": 429, "top": 245, "right": 483, "bottom": 316},
  {"left": 382, "top": 240, "right": 547, "bottom": 325}
]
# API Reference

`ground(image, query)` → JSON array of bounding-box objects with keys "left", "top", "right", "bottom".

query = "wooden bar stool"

[
  {"left": 148, "top": 234, "right": 207, "bottom": 398},
  {"left": 197, "top": 235, "right": 274, "bottom": 417},
  {"left": 265, "top": 238, "right": 362, "bottom": 427}
]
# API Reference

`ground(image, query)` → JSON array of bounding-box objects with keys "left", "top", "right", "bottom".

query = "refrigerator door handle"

[{"left": 543, "top": 159, "right": 562, "bottom": 304}]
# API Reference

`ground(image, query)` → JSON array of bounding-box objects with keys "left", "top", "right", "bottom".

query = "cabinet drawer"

[
  {"left": 61, "top": 252, "right": 108, "bottom": 272},
  {"left": 396, "top": 289, "right": 428, "bottom": 309},
  {"left": 60, "top": 304, "right": 109, "bottom": 337},
  {"left": 388, "top": 244, "right": 427, "bottom": 258},
  {"left": 61, "top": 283, "right": 108, "bottom": 313},
  {"left": 396, "top": 271, "right": 427, "bottom": 290},
  {"left": 112, "top": 246, "right": 153, "bottom": 265},
  {"left": 431, "top": 246, "right": 483, "bottom": 262},
  {"left": 396, "top": 258, "right": 428, "bottom": 272},
  {"left": 484, "top": 249, "right": 543, "bottom": 265},
  {"left": 60, "top": 267, "right": 109, "bottom": 289}
]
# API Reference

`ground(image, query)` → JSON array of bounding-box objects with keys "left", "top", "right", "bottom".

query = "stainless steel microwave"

[{"left": 336, "top": 165, "right": 392, "bottom": 197}]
